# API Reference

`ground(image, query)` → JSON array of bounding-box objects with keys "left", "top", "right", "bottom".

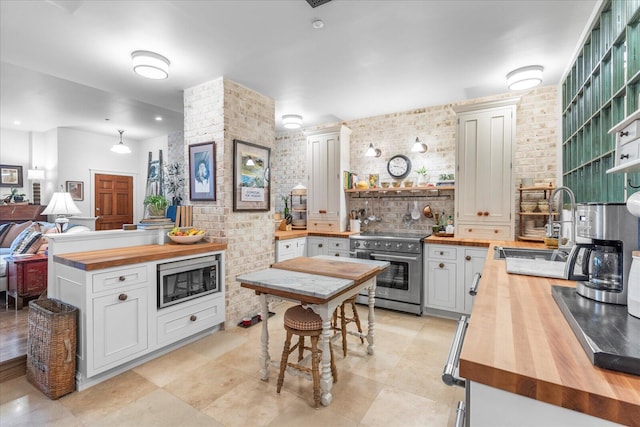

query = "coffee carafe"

[{"left": 566, "top": 203, "right": 638, "bottom": 305}]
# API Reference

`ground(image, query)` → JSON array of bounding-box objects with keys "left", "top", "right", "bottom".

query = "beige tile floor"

[{"left": 0, "top": 302, "right": 464, "bottom": 426}]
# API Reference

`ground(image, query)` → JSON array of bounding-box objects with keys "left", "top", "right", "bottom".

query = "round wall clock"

[{"left": 387, "top": 154, "right": 412, "bottom": 179}]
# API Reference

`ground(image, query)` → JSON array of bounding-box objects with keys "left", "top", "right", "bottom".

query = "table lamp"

[{"left": 42, "top": 189, "right": 82, "bottom": 233}]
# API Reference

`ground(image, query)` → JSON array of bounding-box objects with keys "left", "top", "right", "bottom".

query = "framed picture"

[
  {"left": 0, "top": 164, "right": 23, "bottom": 187},
  {"left": 189, "top": 142, "right": 216, "bottom": 201},
  {"left": 66, "top": 180, "right": 84, "bottom": 201},
  {"left": 148, "top": 160, "right": 160, "bottom": 181},
  {"left": 233, "top": 139, "right": 270, "bottom": 211}
]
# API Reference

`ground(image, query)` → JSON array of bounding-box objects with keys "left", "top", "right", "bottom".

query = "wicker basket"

[{"left": 26, "top": 298, "right": 78, "bottom": 399}]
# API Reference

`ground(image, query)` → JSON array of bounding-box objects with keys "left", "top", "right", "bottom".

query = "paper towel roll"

[
  {"left": 627, "top": 192, "right": 640, "bottom": 217},
  {"left": 628, "top": 254, "right": 640, "bottom": 318}
]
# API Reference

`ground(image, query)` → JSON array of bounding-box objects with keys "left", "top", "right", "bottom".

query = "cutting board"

[{"left": 271, "top": 257, "right": 383, "bottom": 283}]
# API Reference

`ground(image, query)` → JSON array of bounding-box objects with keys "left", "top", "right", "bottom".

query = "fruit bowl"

[{"left": 167, "top": 227, "right": 206, "bottom": 244}]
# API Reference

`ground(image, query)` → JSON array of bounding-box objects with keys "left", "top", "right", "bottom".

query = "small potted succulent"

[
  {"left": 144, "top": 194, "right": 170, "bottom": 217},
  {"left": 415, "top": 166, "right": 429, "bottom": 187}
]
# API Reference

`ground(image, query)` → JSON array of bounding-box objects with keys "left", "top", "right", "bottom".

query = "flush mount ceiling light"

[
  {"left": 411, "top": 137, "right": 428, "bottom": 153},
  {"left": 282, "top": 114, "right": 303, "bottom": 129},
  {"left": 365, "top": 143, "right": 381, "bottom": 158},
  {"left": 506, "top": 65, "right": 544, "bottom": 91},
  {"left": 312, "top": 19, "right": 324, "bottom": 29},
  {"left": 131, "top": 50, "right": 170, "bottom": 80},
  {"left": 111, "top": 130, "right": 131, "bottom": 154}
]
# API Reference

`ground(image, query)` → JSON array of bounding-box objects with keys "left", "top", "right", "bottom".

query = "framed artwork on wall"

[
  {"left": 0, "top": 164, "right": 23, "bottom": 187},
  {"left": 233, "top": 139, "right": 270, "bottom": 211},
  {"left": 66, "top": 181, "right": 84, "bottom": 201},
  {"left": 189, "top": 142, "right": 216, "bottom": 201}
]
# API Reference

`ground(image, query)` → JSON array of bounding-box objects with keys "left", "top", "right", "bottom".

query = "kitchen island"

[{"left": 435, "top": 237, "right": 640, "bottom": 426}]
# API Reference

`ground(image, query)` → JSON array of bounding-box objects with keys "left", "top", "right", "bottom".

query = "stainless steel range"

[{"left": 349, "top": 231, "right": 429, "bottom": 315}]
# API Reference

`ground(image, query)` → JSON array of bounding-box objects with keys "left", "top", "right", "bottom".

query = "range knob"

[
  {"left": 396, "top": 242, "right": 403, "bottom": 250},
  {"left": 385, "top": 242, "right": 392, "bottom": 249},
  {"left": 363, "top": 241, "right": 371, "bottom": 248},
  {"left": 407, "top": 243, "right": 414, "bottom": 250},
  {"left": 373, "top": 241, "right": 381, "bottom": 248}
]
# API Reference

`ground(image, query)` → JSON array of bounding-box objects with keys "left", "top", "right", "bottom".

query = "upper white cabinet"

[
  {"left": 606, "top": 109, "right": 640, "bottom": 174},
  {"left": 454, "top": 100, "right": 517, "bottom": 240},
  {"left": 306, "top": 125, "right": 351, "bottom": 232}
]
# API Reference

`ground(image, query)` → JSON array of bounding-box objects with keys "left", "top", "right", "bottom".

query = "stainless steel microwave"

[{"left": 157, "top": 255, "right": 220, "bottom": 309}]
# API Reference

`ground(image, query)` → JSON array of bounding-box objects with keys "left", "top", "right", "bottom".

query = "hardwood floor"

[{"left": 0, "top": 292, "right": 29, "bottom": 383}]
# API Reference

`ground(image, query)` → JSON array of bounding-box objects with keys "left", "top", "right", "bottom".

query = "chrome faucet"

[{"left": 548, "top": 186, "right": 576, "bottom": 252}]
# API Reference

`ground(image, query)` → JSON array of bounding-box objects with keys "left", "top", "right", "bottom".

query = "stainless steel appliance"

[
  {"left": 349, "top": 231, "right": 428, "bottom": 315},
  {"left": 566, "top": 203, "right": 639, "bottom": 305},
  {"left": 157, "top": 255, "right": 220, "bottom": 309}
]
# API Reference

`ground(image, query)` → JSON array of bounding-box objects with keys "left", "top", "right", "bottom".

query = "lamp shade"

[
  {"left": 365, "top": 143, "right": 381, "bottom": 157},
  {"left": 411, "top": 137, "right": 428, "bottom": 153},
  {"left": 27, "top": 169, "right": 45, "bottom": 180},
  {"left": 42, "top": 192, "right": 82, "bottom": 216},
  {"left": 507, "top": 65, "right": 544, "bottom": 91}
]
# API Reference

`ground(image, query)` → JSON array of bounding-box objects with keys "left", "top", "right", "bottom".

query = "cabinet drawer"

[
  {"left": 427, "top": 245, "right": 458, "bottom": 260},
  {"left": 157, "top": 296, "right": 225, "bottom": 346},
  {"left": 326, "top": 238, "right": 348, "bottom": 251},
  {"left": 619, "top": 140, "right": 640, "bottom": 165},
  {"left": 618, "top": 119, "right": 640, "bottom": 146},
  {"left": 457, "top": 224, "right": 512, "bottom": 240},
  {"left": 92, "top": 266, "right": 148, "bottom": 293},
  {"left": 307, "top": 220, "right": 339, "bottom": 232}
]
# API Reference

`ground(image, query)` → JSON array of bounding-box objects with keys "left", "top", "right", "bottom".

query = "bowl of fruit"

[{"left": 167, "top": 227, "right": 206, "bottom": 244}]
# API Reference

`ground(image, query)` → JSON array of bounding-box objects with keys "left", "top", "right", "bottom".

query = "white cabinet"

[
  {"left": 606, "top": 109, "right": 640, "bottom": 174},
  {"left": 306, "top": 236, "right": 350, "bottom": 258},
  {"left": 276, "top": 237, "right": 306, "bottom": 262},
  {"left": 454, "top": 100, "right": 517, "bottom": 240},
  {"left": 425, "top": 244, "right": 487, "bottom": 315},
  {"left": 306, "top": 125, "right": 351, "bottom": 232}
]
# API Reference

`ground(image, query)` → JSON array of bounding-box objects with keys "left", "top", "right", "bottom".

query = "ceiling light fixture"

[
  {"left": 155, "top": 116, "right": 163, "bottom": 121},
  {"left": 312, "top": 19, "right": 324, "bottom": 29},
  {"left": 111, "top": 130, "right": 131, "bottom": 154},
  {"left": 365, "top": 143, "right": 381, "bottom": 158},
  {"left": 131, "top": 50, "right": 170, "bottom": 80},
  {"left": 282, "top": 114, "right": 303, "bottom": 129},
  {"left": 411, "top": 137, "right": 428, "bottom": 153},
  {"left": 506, "top": 65, "right": 544, "bottom": 91}
]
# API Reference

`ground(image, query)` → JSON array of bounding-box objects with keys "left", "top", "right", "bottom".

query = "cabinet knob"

[
  {"left": 439, "top": 263, "right": 444, "bottom": 268},
  {"left": 468, "top": 228, "right": 473, "bottom": 232},
  {"left": 621, "top": 154, "right": 630, "bottom": 159},
  {"left": 494, "top": 229, "right": 499, "bottom": 234},
  {"left": 334, "top": 253, "right": 340, "bottom": 256},
  {"left": 477, "top": 211, "right": 483, "bottom": 216},
  {"left": 118, "top": 276, "right": 126, "bottom": 282},
  {"left": 319, "top": 210, "right": 327, "bottom": 214},
  {"left": 190, "top": 315, "right": 197, "bottom": 322},
  {"left": 285, "top": 244, "right": 290, "bottom": 249},
  {"left": 439, "top": 251, "right": 444, "bottom": 255},
  {"left": 318, "top": 244, "right": 323, "bottom": 248},
  {"left": 465, "top": 255, "right": 471, "bottom": 261},
  {"left": 118, "top": 293, "right": 127, "bottom": 301},
  {"left": 620, "top": 131, "right": 629, "bottom": 137},
  {"left": 483, "top": 211, "right": 489, "bottom": 216}
]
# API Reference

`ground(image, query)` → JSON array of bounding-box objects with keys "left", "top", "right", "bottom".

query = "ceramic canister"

[{"left": 629, "top": 252, "right": 640, "bottom": 318}]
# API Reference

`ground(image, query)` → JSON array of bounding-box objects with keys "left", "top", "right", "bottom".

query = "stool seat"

[{"left": 277, "top": 305, "right": 336, "bottom": 408}]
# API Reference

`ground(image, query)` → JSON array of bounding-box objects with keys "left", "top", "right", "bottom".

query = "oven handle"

[
  {"left": 370, "top": 253, "right": 420, "bottom": 262},
  {"left": 442, "top": 315, "right": 468, "bottom": 388}
]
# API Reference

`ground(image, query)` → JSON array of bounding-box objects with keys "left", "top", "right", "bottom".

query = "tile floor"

[{"left": 0, "top": 302, "right": 463, "bottom": 426}]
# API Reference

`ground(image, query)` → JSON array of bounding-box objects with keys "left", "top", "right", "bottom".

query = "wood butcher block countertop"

[
  {"left": 275, "top": 230, "right": 357, "bottom": 240},
  {"left": 459, "top": 241, "right": 640, "bottom": 426},
  {"left": 54, "top": 242, "right": 227, "bottom": 271}
]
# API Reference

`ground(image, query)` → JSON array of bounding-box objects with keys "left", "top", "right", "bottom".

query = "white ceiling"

[{"left": 0, "top": 0, "right": 598, "bottom": 142}]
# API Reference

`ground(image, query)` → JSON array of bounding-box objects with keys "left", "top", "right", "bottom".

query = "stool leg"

[
  {"left": 310, "top": 335, "right": 321, "bottom": 408},
  {"left": 277, "top": 330, "right": 293, "bottom": 394},
  {"left": 351, "top": 300, "right": 365, "bottom": 344},
  {"left": 297, "top": 336, "right": 305, "bottom": 362},
  {"left": 340, "top": 303, "right": 348, "bottom": 357}
]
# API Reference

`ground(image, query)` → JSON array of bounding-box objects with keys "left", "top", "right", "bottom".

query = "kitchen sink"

[{"left": 493, "top": 246, "right": 569, "bottom": 262}]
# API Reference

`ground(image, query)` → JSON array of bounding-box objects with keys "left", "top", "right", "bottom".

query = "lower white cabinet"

[
  {"left": 425, "top": 244, "right": 487, "bottom": 315},
  {"left": 276, "top": 237, "right": 306, "bottom": 262},
  {"left": 307, "top": 236, "right": 349, "bottom": 257}
]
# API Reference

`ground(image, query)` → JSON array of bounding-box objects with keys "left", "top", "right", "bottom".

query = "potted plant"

[
  {"left": 415, "top": 166, "right": 429, "bottom": 187},
  {"left": 144, "top": 194, "right": 170, "bottom": 217},
  {"left": 2, "top": 188, "right": 26, "bottom": 203}
]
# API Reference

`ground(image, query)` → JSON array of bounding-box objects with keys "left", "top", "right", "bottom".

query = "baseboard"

[{"left": 0, "top": 355, "right": 26, "bottom": 383}]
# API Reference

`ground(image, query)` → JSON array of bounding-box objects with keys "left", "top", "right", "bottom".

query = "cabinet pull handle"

[
  {"left": 318, "top": 244, "right": 323, "bottom": 248},
  {"left": 469, "top": 272, "right": 481, "bottom": 296},
  {"left": 483, "top": 211, "right": 489, "bottom": 216},
  {"left": 439, "top": 263, "right": 445, "bottom": 268},
  {"left": 476, "top": 211, "right": 482, "bottom": 216},
  {"left": 118, "top": 293, "right": 128, "bottom": 301},
  {"left": 334, "top": 253, "right": 340, "bottom": 256},
  {"left": 319, "top": 210, "right": 327, "bottom": 214},
  {"left": 442, "top": 315, "right": 468, "bottom": 387},
  {"left": 465, "top": 255, "right": 471, "bottom": 261},
  {"left": 190, "top": 315, "right": 197, "bottom": 322},
  {"left": 620, "top": 131, "right": 629, "bottom": 137},
  {"left": 118, "top": 276, "right": 126, "bottom": 281},
  {"left": 621, "top": 154, "right": 630, "bottom": 159}
]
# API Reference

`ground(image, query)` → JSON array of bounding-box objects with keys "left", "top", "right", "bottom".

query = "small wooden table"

[
  {"left": 6, "top": 254, "right": 48, "bottom": 310},
  {"left": 237, "top": 255, "right": 388, "bottom": 406}
]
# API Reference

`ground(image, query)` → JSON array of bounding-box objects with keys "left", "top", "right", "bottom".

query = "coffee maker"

[{"left": 566, "top": 203, "right": 639, "bottom": 305}]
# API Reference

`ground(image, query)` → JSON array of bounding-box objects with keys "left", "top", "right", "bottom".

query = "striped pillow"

[
  {"left": 10, "top": 228, "right": 43, "bottom": 255},
  {"left": 0, "top": 222, "right": 12, "bottom": 245}
]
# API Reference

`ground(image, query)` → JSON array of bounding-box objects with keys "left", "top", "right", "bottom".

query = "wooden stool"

[
  {"left": 332, "top": 296, "right": 364, "bottom": 357},
  {"left": 277, "top": 305, "right": 337, "bottom": 408}
]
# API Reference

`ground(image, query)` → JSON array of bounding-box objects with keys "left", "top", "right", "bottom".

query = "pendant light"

[
  {"left": 111, "top": 130, "right": 131, "bottom": 154},
  {"left": 365, "top": 143, "right": 381, "bottom": 157},
  {"left": 411, "top": 137, "right": 428, "bottom": 153}
]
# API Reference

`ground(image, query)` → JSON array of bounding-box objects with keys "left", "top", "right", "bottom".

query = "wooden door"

[{"left": 94, "top": 174, "right": 134, "bottom": 230}]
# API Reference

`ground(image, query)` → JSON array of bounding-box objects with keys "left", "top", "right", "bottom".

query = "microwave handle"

[
  {"left": 442, "top": 315, "right": 468, "bottom": 388},
  {"left": 566, "top": 244, "right": 595, "bottom": 281}
]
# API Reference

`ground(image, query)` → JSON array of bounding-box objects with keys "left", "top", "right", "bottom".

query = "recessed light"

[
  {"left": 155, "top": 116, "right": 163, "bottom": 121},
  {"left": 13, "top": 120, "right": 21, "bottom": 125},
  {"left": 312, "top": 19, "right": 324, "bottom": 29}
]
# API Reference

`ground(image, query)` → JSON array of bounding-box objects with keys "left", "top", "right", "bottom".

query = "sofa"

[{"left": 0, "top": 221, "right": 90, "bottom": 295}]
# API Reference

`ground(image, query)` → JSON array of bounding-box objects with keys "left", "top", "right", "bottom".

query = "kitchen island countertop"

[{"left": 460, "top": 241, "right": 640, "bottom": 425}]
